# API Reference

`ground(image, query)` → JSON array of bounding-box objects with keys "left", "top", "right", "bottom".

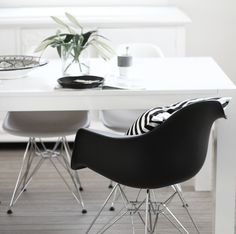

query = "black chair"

[{"left": 71, "top": 101, "right": 226, "bottom": 234}]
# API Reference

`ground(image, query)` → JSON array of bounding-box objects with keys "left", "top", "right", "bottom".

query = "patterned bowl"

[{"left": 0, "top": 55, "right": 47, "bottom": 79}]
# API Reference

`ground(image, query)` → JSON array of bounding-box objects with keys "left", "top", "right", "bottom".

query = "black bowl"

[{"left": 58, "top": 75, "right": 104, "bottom": 89}]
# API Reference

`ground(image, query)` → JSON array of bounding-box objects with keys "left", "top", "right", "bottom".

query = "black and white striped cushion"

[{"left": 126, "top": 97, "right": 231, "bottom": 136}]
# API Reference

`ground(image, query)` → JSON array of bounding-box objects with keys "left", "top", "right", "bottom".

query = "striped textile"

[{"left": 126, "top": 97, "right": 231, "bottom": 136}]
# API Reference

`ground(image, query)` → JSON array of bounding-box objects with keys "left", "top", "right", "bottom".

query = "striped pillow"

[{"left": 126, "top": 97, "right": 231, "bottom": 135}]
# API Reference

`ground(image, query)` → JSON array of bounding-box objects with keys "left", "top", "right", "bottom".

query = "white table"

[{"left": 0, "top": 57, "right": 235, "bottom": 233}]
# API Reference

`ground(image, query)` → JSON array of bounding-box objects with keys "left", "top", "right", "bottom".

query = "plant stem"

[
  {"left": 77, "top": 58, "right": 82, "bottom": 72},
  {"left": 64, "top": 58, "right": 76, "bottom": 74}
]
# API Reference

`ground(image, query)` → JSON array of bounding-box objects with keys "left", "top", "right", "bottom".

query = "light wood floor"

[{"left": 0, "top": 145, "right": 227, "bottom": 234}]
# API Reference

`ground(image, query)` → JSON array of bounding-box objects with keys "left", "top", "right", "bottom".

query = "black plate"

[{"left": 58, "top": 75, "right": 104, "bottom": 89}]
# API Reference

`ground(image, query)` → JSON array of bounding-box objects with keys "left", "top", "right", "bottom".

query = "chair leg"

[
  {"left": 7, "top": 140, "right": 31, "bottom": 214},
  {"left": 130, "top": 210, "right": 136, "bottom": 234},
  {"left": 172, "top": 184, "right": 189, "bottom": 207},
  {"left": 161, "top": 211, "right": 185, "bottom": 233},
  {"left": 8, "top": 137, "right": 86, "bottom": 214},
  {"left": 98, "top": 207, "right": 128, "bottom": 233},
  {"left": 38, "top": 138, "right": 86, "bottom": 213},
  {"left": 144, "top": 189, "right": 150, "bottom": 234},
  {"left": 173, "top": 185, "right": 200, "bottom": 233},
  {"left": 21, "top": 142, "right": 34, "bottom": 192},
  {"left": 86, "top": 183, "right": 119, "bottom": 234},
  {"left": 152, "top": 211, "right": 159, "bottom": 234},
  {"left": 91, "top": 185, "right": 130, "bottom": 234},
  {"left": 7, "top": 138, "right": 44, "bottom": 214},
  {"left": 109, "top": 186, "right": 154, "bottom": 234},
  {"left": 74, "top": 171, "right": 83, "bottom": 191},
  {"left": 135, "top": 190, "right": 153, "bottom": 234},
  {"left": 40, "top": 138, "right": 86, "bottom": 213},
  {"left": 109, "top": 184, "right": 127, "bottom": 211},
  {"left": 138, "top": 189, "right": 191, "bottom": 234},
  {"left": 49, "top": 157, "right": 86, "bottom": 214},
  {"left": 87, "top": 185, "right": 194, "bottom": 234},
  {"left": 162, "top": 204, "right": 190, "bottom": 233},
  {"left": 110, "top": 185, "right": 187, "bottom": 213},
  {"left": 63, "top": 138, "right": 84, "bottom": 191},
  {"left": 109, "top": 185, "right": 118, "bottom": 211}
]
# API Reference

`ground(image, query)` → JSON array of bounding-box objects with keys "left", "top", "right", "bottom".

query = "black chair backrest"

[{"left": 72, "top": 101, "right": 226, "bottom": 189}]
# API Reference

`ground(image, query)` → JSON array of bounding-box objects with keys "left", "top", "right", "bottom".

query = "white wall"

[
  {"left": 169, "top": 0, "right": 236, "bottom": 84},
  {"left": 0, "top": 0, "right": 167, "bottom": 7}
]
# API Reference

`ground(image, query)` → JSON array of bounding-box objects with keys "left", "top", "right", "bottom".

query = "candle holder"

[{"left": 117, "top": 46, "right": 133, "bottom": 78}]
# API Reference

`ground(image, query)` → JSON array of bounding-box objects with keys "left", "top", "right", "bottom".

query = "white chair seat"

[
  {"left": 3, "top": 111, "right": 89, "bottom": 138},
  {"left": 101, "top": 110, "right": 144, "bottom": 132}
]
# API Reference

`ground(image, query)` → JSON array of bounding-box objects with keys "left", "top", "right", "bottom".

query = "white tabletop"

[
  {"left": 0, "top": 57, "right": 234, "bottom": 112},
  {"left": 0, "top": 57, "right": 234, "bottom": 92},
  {"left": 100, "top": 57, "right": 234, "bottom": 91},
  {"left": 0, "top": 58, "right": 235, "bottom": 111}
]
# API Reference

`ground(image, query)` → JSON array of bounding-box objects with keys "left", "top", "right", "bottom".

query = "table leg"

[
  {"left": 213, "top": 95, "right": 236, "bottom": 234},
  {"left": 195, "top": 130, "right": 214, "bottom": 191}
]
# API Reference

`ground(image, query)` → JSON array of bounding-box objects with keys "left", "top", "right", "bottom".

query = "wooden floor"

[{"left": 0, "top": 145, "right": 228, "bottom": 234}]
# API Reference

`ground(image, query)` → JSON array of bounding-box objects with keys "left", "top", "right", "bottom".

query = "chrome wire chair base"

[
  {"left": 86, "top": 184, "right": 200, "bottom": 234},
  {"left": 7, "top": 137, "right": 86, "bottom": 214},
  {"left": 109, "top": 184, "right": 189, "bottom": 211}
]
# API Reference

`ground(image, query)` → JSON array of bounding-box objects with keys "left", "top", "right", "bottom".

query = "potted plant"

[{"left": 35, "top": 12, "right": 114, "bottom": 76}]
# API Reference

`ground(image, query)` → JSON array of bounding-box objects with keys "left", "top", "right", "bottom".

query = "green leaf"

[
  {"left": 41, "top": 34, "right": 59, "bottom": 42},
  {"left": 90, "top": 41, "right": 110, "bottom": 60},
  {"left": 51, "top": 16, "right": 68, "bottom": 27},
  {"left": 81, "top": 31, "right": 96, "bottom": 47},
  {"left": 90, "top": 39, "right": 115, "bottom": 60},
  {"left": 56, "top": 46, "right": 62, "bottom": 58},
  {"left": 63, "top": 34, "right": 74, "bottom": 43},
  {"left": 65, "top": 12, "right": 83, "bottom": 30},
  {"left": 92, "top": 34, "right": 110, "bottom": 41},
  {"left": 96, "top": 39, "right": 115, "bottom": 54},
  {"left": 74, "top": 34, "right": 81, "bottom": 46},
  {"left": 34, "top": 39, "right": 55, "bottom": 52},
  {"left": 51, "top": 16, "right": 75, "bottom": 34},
  {"left": 35, "top": 12, "right": 114, "bottom": 62}
]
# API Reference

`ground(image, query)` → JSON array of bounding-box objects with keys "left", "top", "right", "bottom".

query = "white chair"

[
  {"left": 117, "top": 43, "right": 164, "bottom": 58},
  {"left": 3, "top": 111, "right": 89, "bottom": 214},
  {"left": 101, "top": 43, "right": 164, "bottom": 133}
]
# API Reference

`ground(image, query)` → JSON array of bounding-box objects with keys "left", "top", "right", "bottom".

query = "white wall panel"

[{"left": 0, "top": 29, "right": 17, "bottom": 54}]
